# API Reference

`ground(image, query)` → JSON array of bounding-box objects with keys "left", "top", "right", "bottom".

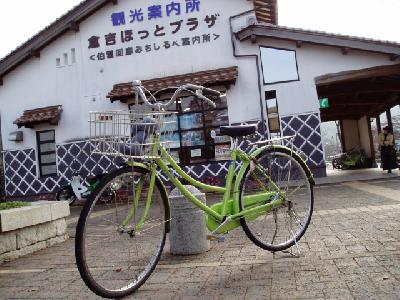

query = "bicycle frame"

[{"left": 124, "top": 141, "right": 288, "bottom": 234}]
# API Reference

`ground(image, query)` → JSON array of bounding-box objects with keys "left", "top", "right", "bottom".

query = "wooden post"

[
  {"left": 376, "top": 116, "right": 381, "bottom": 134},
  {"left": 339, "top": 120, "right": 346, "bottom": 152},
  {"left": 30, "top": 49, "right": 40, "bottom": 58},
  {"left": 367, "top": 116, "right": 376, "bottom": 167},
  {"left": 341, "top": 47, "right": 350, "bottom": 55},
  {"left": 386, "top": 108, "right": 396, "bottom": 143},
  {"left": 386, "top": 109, "right": 393, "bottom": 130},
  {"left": 69, "top": 21, "right": 80, "bottom": 32}
]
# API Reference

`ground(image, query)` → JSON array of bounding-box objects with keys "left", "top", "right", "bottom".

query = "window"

[
  {"left": 71, "top": 48, "right": 76, "bottom": 64},
  {"left": 260, "top": 47, "right": 299, "bottom": 84},
  {"left": 63, "top": 53, "right": 68, "bottom": 66},
  {"left": 265, "top": 91, "right": 281, "bottom": 138},
  {"left": 132, "top": 93, "right": 231, "bottom": 165},
  {"left": 37, "top": 130, "right": 57, "bottom": 177}
]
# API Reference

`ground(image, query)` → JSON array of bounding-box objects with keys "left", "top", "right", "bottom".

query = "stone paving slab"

[
  {"left": 364, "top": 179, "right": 400, "bottom": 191},
  {"left": 1, "top": 179, "right": 400, "bottom": 299}
]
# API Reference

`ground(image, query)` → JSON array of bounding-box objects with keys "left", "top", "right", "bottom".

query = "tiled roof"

[
  {"left": 107, "top": 66, "right": 239, "bottom": 101},
  {"left": 253, "top": 0, "right": 278, "bottom": 24},
  {"left": 235, "top": 24, "right": 400, "bottom": 56},
  {"left": 14, "top": 105, "right": 63, "bottom": 128}
]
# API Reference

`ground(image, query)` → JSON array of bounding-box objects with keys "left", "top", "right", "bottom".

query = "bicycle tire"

[
  {"left": 75, "top": 166, "right": 170, "bottom": 299},
  {"left": 239, "top": 146, "right": 314, "bottom": 252},
  {"left": 56, "top": 186, "right": 77, "bottom": 205}
]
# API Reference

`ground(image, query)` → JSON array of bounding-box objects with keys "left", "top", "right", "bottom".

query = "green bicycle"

[{"left": 75, "top": 81, "right": 314, "bottom": 299}]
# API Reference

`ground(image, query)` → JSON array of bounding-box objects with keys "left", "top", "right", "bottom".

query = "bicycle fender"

[{"left": 122, "top": 162, "right": 171, "bottom": 233}]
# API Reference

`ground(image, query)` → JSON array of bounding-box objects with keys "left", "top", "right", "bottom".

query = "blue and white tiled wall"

[
  {"left": 281, "top": 113, "right": 326, "bottom": 177},
  {"left": 3, "top": 113, "right": 325, "bottom": 197}
]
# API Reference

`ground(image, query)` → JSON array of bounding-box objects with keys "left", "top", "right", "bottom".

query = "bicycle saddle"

[{"left": 220, "top": 125, "right": 257, "bottom": 138}]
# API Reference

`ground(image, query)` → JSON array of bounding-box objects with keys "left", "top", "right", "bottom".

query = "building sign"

[
  {"left": 319, "top": 98, "right": 330, "bottom": 109},
  {"left": 87, "top": 0, "right": 222, "bottom": 61}
]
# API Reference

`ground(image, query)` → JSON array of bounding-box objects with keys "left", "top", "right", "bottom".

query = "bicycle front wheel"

[
  {"left": 75, "top": 166, "right": 170, "bottom": 299},
  {"left": 239, "top": 147, "right": 314, "bottom": 252}
]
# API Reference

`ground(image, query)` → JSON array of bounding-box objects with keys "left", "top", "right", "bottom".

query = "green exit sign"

[{"left": 319, "top": 98, "right": 330, "bottom": 109}]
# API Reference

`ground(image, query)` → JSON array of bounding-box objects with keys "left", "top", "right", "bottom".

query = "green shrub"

[{"left": 0, "top": 201, "right": 30, "bottom": 211}]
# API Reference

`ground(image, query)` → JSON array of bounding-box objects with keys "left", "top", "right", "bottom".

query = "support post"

[
  {"left": 376, "top": 116, "right": 381, "bottom": 134},
  {"left": 386, "top": 109, "right": 393, "bottom": 130},
  {"left": 339, "top": 120, "right": 346, "bottom": 152},
  {"left": 367, "top": 116, "right": 377, "bottom": 167},
  {"left": 341, "top": 47, "right": 350, "bottom": 55},
  {"left": 69, "top": 21, "right": 80, "bottom": 32},
  {"left": 30, "top": 49, "right": 40, "bottom": 58}
]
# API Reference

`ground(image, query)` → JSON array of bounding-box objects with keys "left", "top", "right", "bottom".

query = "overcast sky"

[{"left": 0, "top": 0, "right": 399, "bottom": 60}]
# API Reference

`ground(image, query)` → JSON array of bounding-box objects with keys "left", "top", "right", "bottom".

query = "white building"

[{"left": 0, "top": 0, "right": 399, "bottom": 198}]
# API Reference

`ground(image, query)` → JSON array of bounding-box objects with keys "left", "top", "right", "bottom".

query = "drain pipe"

[{"left": 229, "top": 10, "right": 267, "bottom": 138}]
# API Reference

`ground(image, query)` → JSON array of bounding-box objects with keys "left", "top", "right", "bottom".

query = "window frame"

[
  {"left": 36, "top": 130, "right": 57, "bottom": 177},
  {"left": 174, "top": 94, "right": 231, "bottom": 165},
  {"left": 130, "top": 92, "right": 231, "bottom": 165},
  {"left": 265, "top": 90, "right": 282, "bottom": 138},
  {"left": 260, "top": 46, "right": 300, "bottom": 85}
]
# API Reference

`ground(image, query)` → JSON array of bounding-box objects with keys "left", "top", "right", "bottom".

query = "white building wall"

[
  {"left": 0, "top": 0, "right": 255, "bottom": 151},
  {"left": 234, "top": 37, "right": 395, "bottom": 119}
]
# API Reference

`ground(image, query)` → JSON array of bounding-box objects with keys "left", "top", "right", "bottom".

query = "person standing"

[{"left": 379, "top": 125, "right": 398, "bottom": 173}]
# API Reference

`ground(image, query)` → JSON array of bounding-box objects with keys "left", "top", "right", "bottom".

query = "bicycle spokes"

[{"left": 240, "top": 149, "right": 313, "bottom": 252}]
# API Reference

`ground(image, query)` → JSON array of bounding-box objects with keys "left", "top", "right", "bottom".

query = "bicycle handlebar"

[{"left": 133, "top": 81, "right": 219, "bottom": 110}]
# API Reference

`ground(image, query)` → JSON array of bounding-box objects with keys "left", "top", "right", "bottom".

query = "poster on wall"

[
  {"left": 169, "top": 151, "right": 180, "bottom": 163},
  {"left": 179, "top": 113, "right": 203, "bottom": 130},
  {"left": 162, "top": 114, "right": 178, "bottom": 132},
  {"left": 215, "top": 144, "right": 231, "bottom": 160},
  {"left": 181, "top": 130, "right": 205, "bottom": 147},
  {"left": 162, "top": 132, "right": 180, "bottom": 148},
  {"left": 191, "top": 148, "right": 202, "bottom": 157}
]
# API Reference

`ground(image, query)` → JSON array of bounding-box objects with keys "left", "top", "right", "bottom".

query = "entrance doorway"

[{"left": 316, "top": 64, "right": 400, "bottom": 170}]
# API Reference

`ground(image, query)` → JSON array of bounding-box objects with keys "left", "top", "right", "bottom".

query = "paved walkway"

[
  {"left": 315, "top": 167, "right": 400, "bottom": 185},
  {"left": 1, "top": 178, "right": 400, "bottom": 299}
]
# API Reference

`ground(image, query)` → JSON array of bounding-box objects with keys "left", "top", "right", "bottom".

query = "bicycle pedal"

[{"left": 207, "top": 235, "right": 226, "bottom": 242}]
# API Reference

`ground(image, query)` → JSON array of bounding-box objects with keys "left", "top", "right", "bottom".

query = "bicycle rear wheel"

[
  {"left": 75, "top": 166, "right": 170, "bottom": 299},
  {"left": 239, "top": 147, "right": 313, "bottom": 252}
]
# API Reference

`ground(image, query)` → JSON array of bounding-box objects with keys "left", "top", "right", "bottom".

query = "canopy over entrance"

[
  {"left": 316, "top": 64, "right": 400, "bottom": 122},
  {"left": 107, "top": 66, "right": 238, "bottom": 103},
  {"left": 14, "top": 105, "right": 63, "bottom": 128}
]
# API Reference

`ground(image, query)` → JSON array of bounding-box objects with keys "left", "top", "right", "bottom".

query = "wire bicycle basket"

[{"left": 89, "top": 110, "right": 177, "bottom": 160}]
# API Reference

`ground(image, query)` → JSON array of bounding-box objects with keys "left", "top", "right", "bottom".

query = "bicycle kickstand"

[
  {"left": 207, "top": 216, "right": 232, "bottom": 243},
  {"left": 283, "top": 238, "right": 301, "bottom": 257}
]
